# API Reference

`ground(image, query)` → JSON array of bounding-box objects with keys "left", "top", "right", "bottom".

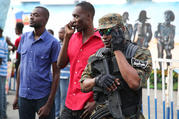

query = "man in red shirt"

[
  {"left": 57, "top": 1, "right": 104, "bottom": 119},
  {"left": 14, "top": 22, "right": 24, "bottom": 76}
]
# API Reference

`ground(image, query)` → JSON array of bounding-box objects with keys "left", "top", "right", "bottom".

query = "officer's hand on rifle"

[
  {"left": 80, "top": 101, "right": 96, "bottom": 119},
  {"left": 95, "top": 74, "right": 117, "bottom": 91},
  {"left": 110, "top": 28, "right": 125, "bottom": 51}
]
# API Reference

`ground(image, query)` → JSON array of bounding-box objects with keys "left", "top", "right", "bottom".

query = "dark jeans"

[
  {"left": 0, "top": 76, "right": 7, "bottom": 119},
  {"left": 55, "top": 79, "right": 69, "bottom": 117},
  {"left": 19, "top": 95, "right": 55, "bottom": 119},
  {"left": 61, "top": 106, "right": 87, "bottom": 119}
]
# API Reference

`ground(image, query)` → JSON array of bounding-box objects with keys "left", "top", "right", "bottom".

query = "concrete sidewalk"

[{"left": 6, "top": 90, "right": 19, "bottom": 119}]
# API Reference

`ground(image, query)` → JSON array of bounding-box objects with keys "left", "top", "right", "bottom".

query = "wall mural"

[{"left": 154, "top": 10, "right": 175, "bottom": 69}]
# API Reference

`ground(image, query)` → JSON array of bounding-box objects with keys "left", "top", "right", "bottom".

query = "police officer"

[{"left": 80, "top": 13, "right": 152, "bottom": 119}]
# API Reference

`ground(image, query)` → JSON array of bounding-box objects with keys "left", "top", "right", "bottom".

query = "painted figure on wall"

[
  {"left": 133, "top": 10, "right": 152, "bottom": 48},
  {"left": 154, "top": 10, "right": 175, "bottom": 69},
  {"left": 122, "top": 12, "right": 133, "bottom": 41}
]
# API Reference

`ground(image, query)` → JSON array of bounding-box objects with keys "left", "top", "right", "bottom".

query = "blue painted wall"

[{"left": 0, "top": 0, "right": 10, "bottom": 29}]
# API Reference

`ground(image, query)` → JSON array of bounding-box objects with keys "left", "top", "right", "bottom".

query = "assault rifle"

[{"left": 92, "top": 48, "right": 123, "bottom": 119}]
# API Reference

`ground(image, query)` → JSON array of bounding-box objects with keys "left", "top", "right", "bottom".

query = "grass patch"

[{"left": 143, "top": 69, "right": 178, "bottom": 91}]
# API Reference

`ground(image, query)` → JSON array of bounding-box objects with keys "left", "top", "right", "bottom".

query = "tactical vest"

[{"left": 89, "top": 42, "right": 141, "bottom": 117}]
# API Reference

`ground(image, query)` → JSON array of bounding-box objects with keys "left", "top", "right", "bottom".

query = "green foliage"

[{"left": 143, "top": 69, "right": 178, "bottom": 91}]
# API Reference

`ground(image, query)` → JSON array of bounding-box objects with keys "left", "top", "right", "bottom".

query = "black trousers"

[{"left": 61, "top": 106, "right": 87, "bottom": 119}]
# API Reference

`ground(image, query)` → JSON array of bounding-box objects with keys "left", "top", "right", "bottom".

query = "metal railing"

[{"left": 145, "top": 58, "right": 179, "bottom": 119}]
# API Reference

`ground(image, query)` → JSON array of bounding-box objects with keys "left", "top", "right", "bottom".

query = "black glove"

[
  {"left": 95, "top": 74, "right": 115, "bottom": 89},
  {"left": 110, "top": 28, "right": 125, "bottom": 51}
]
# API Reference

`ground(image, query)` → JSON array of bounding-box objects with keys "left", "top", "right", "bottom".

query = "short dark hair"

[
  {"left": 35, "top": 6, "right": 49, "bottom": 20},
  {"left": 16, "top": 22, "right": 24, "bottom": 32},
  {"left": 48, "top": 29, "right": 54, "bottom": 35},
  {"left": 61, "top": 27, "right": 65, "bottom": 30},
  {"left": 76, "top": 1, "right": 95, "bottom": 19}
]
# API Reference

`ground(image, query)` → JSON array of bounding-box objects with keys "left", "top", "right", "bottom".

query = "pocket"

[
  {"left": 21, "top": 50, "right": 27, "bottom": 55},
  {"left": 21, "top": 50, "right": 27, "bottom": 63},
  {"left": 37, "top": 55, "right": 50, "bottom": 66}
]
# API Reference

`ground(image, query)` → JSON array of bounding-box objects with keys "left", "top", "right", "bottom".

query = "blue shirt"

[
  {"left": 59, "top": 42, "right": 70, "bottom": 80},
  {"left": 0, "top": 37, "right": 8, "bottom": 76},
  {"left": 60, "top": 64, "right": 70, "bottom": 79},
  {"left": 17, "top": 30, "right": 60, "bottom": 99}
]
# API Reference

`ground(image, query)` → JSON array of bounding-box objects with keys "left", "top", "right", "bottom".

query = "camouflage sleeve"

[
  {"left": 132, "top": 47, "right": 152, "bottom": 87},
  {"left": 80, "top": 55, "right": 94, "bottom": 83}
]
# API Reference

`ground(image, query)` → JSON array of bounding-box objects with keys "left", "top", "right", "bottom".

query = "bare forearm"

[
  {"left": 114, "top": 50, "right": 140, "bottom": 90},
  {"left": 15, "top": 66, "right": 20, "bottom": 98},
  {"left": 57, "top": 35, "right": 71, "bottom": 69},
  {"left": 46, "top": 62, "right": 60, "bottom": 107},
  {"left": 0, "top": 58, "right": 2, "bottom": 65},
  {"left": 6, "top": 37, "right": 14, "bottom": 47},
  {"left": 46, "top": 72, "right": 59, "bottom": 107},
  {"left": 81, "top": 78, "right": 96, "bottom": 93}
]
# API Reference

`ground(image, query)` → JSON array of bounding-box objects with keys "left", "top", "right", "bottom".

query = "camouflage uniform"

[
  {"left": 81, "top": 47, "right": 152, "bottom": 87},
  {"left": 97, "top": 13, "right": 126, "bottom": 32},
  {"left": 80, "top": 13, "right": 152, "bottom": 119}
]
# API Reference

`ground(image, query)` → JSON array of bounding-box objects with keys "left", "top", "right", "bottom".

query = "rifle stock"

[{"left": 102, "top": 48, "right": 123, "bottom": 119}]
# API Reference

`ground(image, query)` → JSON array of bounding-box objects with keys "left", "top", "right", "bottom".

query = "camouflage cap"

[{"left": 97, "top": 13, "right": 123, "bottom": 30}]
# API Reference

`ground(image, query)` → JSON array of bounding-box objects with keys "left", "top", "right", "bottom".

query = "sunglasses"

[{"left": 99, "top": 28, "right": 112, "bottom": 36}]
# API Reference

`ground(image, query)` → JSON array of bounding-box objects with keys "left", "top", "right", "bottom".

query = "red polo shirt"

[{"left": 66, "top": 31, "right": 104, "bottom": 110}]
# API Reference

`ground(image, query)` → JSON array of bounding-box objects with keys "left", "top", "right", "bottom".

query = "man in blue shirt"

[
  {"left": 0, "top": 27, "right": 8, "bottom": 119},
  {"left": 12, "top": 6, "right": 60, "bottom": 119}
]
